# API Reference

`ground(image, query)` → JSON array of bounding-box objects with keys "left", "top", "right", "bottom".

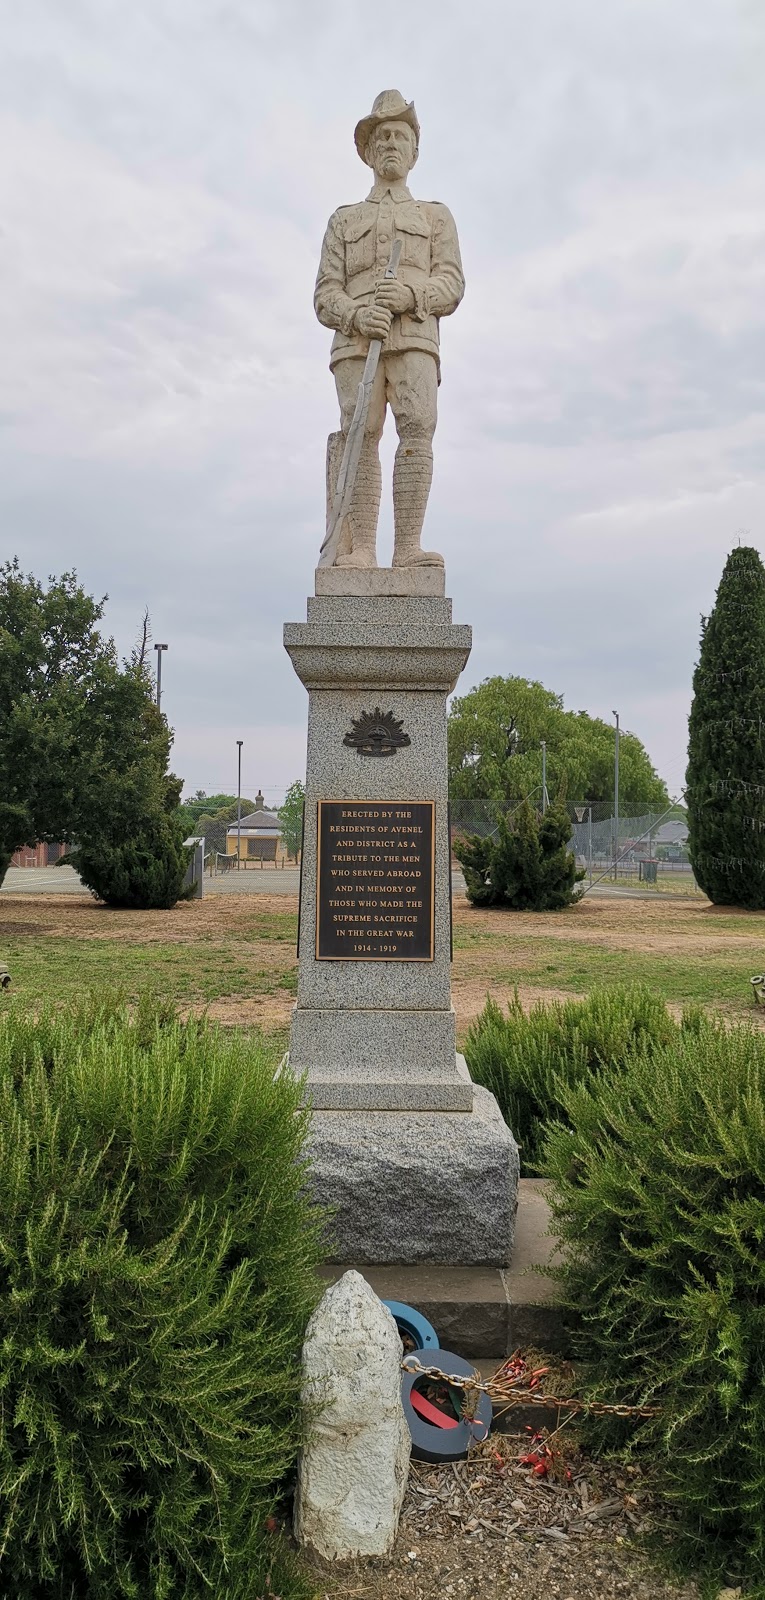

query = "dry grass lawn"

[{"left": 2, "top": 887, "right": 765, "bottom": 1035}]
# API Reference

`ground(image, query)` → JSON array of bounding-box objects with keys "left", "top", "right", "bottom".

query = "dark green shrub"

[
  {"left": 454, "top": 799, "right": 584, "bottom": 911},
  {"left": 74, "top": 810, "right": 192, "bottom": 910},
  {"left": 541, "top": 1020, "right": 765, "bottom": 1589},
  {"left": 687, "top": 544, "right": 765, "bottom": 908},
  {"left": 464, "top": 983, "right": 677, "bottom": 1171},
  {"left": 0, "top": 1000, "right": 324, "bottom": 1599}
]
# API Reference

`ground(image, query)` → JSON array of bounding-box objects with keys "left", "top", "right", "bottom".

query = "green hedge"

[
  {"left": 0, "top": 1000, "right": 324, "bottom": 1599},
  {"left": 464, "top": 983, "right": 677, "bottom": 1172},
  {"left": 542, "top": 1019, "right": 765, "bottom": 1591}
]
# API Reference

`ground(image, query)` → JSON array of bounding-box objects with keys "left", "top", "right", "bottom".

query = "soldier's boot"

[
  {"left": 392, "top": 433, "right": 444, "bottom": 568},
  {"left": 329, "top": 434, "right": 381, "bottom": 569}
]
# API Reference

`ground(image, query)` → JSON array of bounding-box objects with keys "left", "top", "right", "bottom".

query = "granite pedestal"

[{"left": 283, "top": 567, "right": 518, "bottom": 1265}]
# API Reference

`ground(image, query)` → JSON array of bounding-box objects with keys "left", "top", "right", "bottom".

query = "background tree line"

[{"left": 448, "top": 676, "right": 669, "bottom": 818}]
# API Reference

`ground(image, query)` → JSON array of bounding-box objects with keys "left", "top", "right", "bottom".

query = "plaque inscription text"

[{"left": 316, "top": 800, "right": 435, "bottom": 961}]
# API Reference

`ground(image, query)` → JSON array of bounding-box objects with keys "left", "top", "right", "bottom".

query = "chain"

[{"left": 402, "top": 1357, "right": 661, "bottom": 1420}]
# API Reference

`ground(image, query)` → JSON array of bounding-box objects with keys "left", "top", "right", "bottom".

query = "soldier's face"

[{"left": 370, "top": 121, "right": 415, "bottom": 182}]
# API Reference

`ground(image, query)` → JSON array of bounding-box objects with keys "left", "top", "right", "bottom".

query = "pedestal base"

[
  {"left": 285, "top": 572, "right": 519, "bottom": 1268},
  {"left": 306, "top": 1083, "right": 519, "bottom": 1267},
  {"left": 288, "top": 1010, "right": 472, "bottom": 1109}
]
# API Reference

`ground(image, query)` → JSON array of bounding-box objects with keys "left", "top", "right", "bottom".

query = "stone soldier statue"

[{"left": 315, "top": 90, "right": 465, "bottom": 570}]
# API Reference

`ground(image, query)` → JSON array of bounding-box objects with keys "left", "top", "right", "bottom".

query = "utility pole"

[
  {"left": 540, "top": 741, "right": 548, "bottom": 813},
  {"left": 588, "top": 803, "right": 593, "bottom": 886},
  {"left": 154, "top": 642, "right": 168, "bottom": 709},
  {"left": 236, "top": 740, "right": 243, "bottom": 870},
  {"left": 612, "top": 710, "right": 620, "bottom": 880}
]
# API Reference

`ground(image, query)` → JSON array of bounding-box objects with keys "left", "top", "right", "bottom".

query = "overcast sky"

[{"left": 2, "top": 0, "right": 763, "bottom": 806}]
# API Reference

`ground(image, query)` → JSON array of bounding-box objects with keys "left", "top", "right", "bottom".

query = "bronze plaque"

[{"left": 316, "top": 800, "right": 435, "bottom": 961}]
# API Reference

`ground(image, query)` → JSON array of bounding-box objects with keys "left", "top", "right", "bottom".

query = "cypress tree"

[
  {"left": 687, "top": 545, "right": 765, "bottom": 908},
  {"left": 72, "top": 663, "right": 191, "bottom": 910}
]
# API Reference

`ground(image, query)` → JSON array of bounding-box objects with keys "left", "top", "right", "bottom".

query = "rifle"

[{"left": 318, "top": 238, "right": 402, "bottom": 568}]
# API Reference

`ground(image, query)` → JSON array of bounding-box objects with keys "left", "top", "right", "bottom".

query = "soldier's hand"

[
  {"left": 354, "top": 304, "right": 393, "bottom": 339},
  {"left": 375, "top": 280, "right": 415, "bottom": 314}
]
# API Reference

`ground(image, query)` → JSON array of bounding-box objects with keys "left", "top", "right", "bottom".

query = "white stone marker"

[{"left": 294, "top": 1270, "right": 411, "bottom": 1560}]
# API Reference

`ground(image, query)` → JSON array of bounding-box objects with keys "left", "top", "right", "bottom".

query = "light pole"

[
  {"left": 236, "top": 741, "right": 243, "bottom": 869},
  {"left": 154, "top": 642, "right": 168, "bottom": 709},
  {"left": 541, "top": 741, "right": 548, "bottom": 813},
  {"left": 613, "top": 711, "right": 620, "bottom": 879}
]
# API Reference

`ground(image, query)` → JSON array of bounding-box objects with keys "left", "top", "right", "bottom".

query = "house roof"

[
  {"left": 653, "top": 821, "right": 688, "bottom": 844},
  {"left": 226, "top": 809, "right": 281, "bottom": 834}
]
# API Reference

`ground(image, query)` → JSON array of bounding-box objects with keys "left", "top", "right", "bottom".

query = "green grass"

[
  {"left": 523, "top": 944, "right": 764, "bottom": 1004},
  {"left": 1, "top": 937, "right": 296, "bottom": 1007},
  {"left": 7, "top": 927, "right": 763, "bottom": 1013},
  {"left": 5, "top": 892, "right": 765, "bottom": 1021},
  {"left": 455, "top": 928, "right": 765, "bottom": 1010},
  {"left": 235, "top": 910, "right": 299, "bottom": 942}
]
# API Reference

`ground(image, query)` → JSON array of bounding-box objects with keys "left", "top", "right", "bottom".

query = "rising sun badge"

[{"left": 343, "top": 708, "right": 412, "bottom": 758}]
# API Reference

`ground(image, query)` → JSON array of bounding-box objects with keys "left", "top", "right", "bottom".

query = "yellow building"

[{"left": 225, "top": 798, "right": 289, "bottom": 864}]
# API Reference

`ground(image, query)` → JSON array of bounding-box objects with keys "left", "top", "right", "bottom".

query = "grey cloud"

[{"left": 1, "top": 0, "right": 764, "bottom": 795}]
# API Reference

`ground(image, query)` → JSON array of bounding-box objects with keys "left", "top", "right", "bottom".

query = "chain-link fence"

[
  {"left": 568, "top": 803, "right": 700, "bottom": 892},
  {"left": 450, "top": 794, "right": 701, "bottom": 896}
]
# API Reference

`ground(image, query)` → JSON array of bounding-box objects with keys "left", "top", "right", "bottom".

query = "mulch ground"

[{"left": 308, "top": 1430, "right": 710, "bottom": 1600}]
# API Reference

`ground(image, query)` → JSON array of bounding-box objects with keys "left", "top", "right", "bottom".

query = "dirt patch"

[
  {"left": 4, "top": 889, "right": 765, "bottom": 1026},
  {"left": 453, "top": 893, "right": 765, "bottom": 955},
  {"left": 194, "top": 995, "right": 293, "bottom": 1029},
  {"left": 0, "top": 894, "right": 296, "bottom": 944}
]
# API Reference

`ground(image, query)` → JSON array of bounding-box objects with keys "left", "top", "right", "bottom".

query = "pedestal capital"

[{"left": 283, "top": 621, "right": 472, "bottom": 694}]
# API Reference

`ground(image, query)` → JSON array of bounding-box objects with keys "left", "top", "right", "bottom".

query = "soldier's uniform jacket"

[{"left": 315, "top": 181, "right": 465, "bottom": 379}]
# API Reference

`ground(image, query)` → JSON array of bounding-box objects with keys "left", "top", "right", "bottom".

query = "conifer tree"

[
  {"left": 72, "top": 660, "right": 191, "bottom": 909},
  {"left": 455, "top": 799, "right": 583, "bottom": 910},
  {"left": 687, "top": 545, "right": 765, "bottom": 907}
]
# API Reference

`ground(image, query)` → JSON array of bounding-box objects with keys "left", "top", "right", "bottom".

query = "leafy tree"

[
  {"left": 178, "top": 792, "right": 243, "bottom": 833},
  {"left": 278, "top": 780, "right": 305, "bottom": 861},
  {"left": 0, "top": 560, "right": 191, "bottom": 907},
  {"left": 183, "top": 798, "right": 258, "bottom": 859},
  {"left": 454, "top": 799, "right": 584, "bottom": 911},
  {"left": 687, "top": 545, "right": 765, "bottom": 907},
  {"left": 448, "top": 676, "right": 668, "bottom": 818},
  {"left": 0, "top": 559, "right": 115, "bottom": 882}
]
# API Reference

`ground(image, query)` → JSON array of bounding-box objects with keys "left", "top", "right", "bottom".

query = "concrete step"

[{"left": 320, "top": 1178, "right": 565, "bottom": 1359}]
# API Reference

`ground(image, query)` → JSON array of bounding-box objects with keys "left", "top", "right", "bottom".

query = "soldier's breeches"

[
  {"left": 332, "top": 350, "right": 438, "bottom": 562},
  {"left": 386, "top": 351, "right": 438, "bottom": 559}
]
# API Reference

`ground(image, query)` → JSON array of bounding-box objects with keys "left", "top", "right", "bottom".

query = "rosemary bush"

[
  {"left": 464, "top": 983, "right": 677, "bottom": 1171},
  {"left": 542, "top": 1020, "right": 765, "bottom": 1589},
  {"left": 0, "top": 1000, "right": 324, "bottom": 1599}
]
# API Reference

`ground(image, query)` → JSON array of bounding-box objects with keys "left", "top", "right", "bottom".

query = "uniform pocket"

[
  {"left": 396, "top": 210, "right": 431, "bottom": 272},
  {"left": 343, "top": 216, "right": 375, "bottom": 277}
]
